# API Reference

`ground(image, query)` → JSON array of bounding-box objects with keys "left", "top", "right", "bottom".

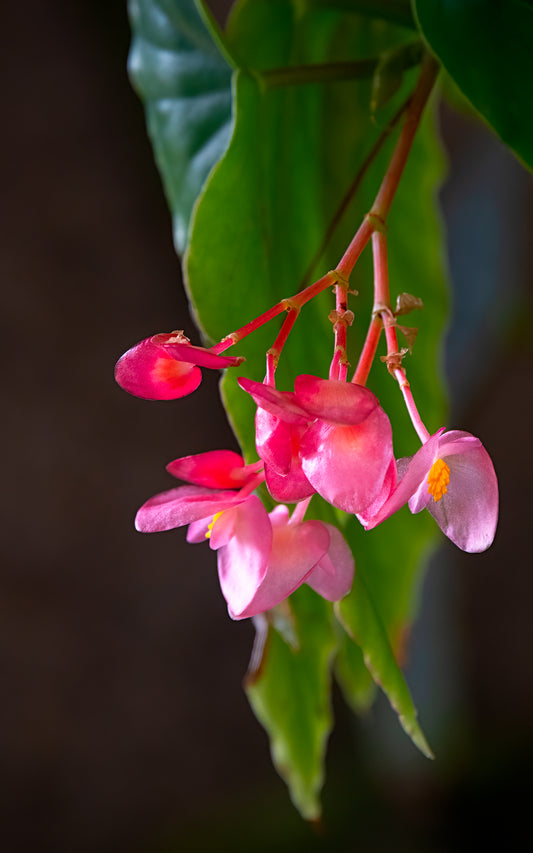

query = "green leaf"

[
  {"left": 334, "top": 621, "right": 377, "bottom": 714},
  {"left": 306, "top": 0, "right": 416, "bottom": 29},
  {"left": 413, "top": 0, "right": 533, "bottom": 170},
  {"left": 245, "top": 587, "right": 337, "bottom": 820},
  {"left": 128, "top": 0, "right": 233, "bottom": 252},
  {"left": 337, "top": 567, "right": 433, "bottom": 758}
]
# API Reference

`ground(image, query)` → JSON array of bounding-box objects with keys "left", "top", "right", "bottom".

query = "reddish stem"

[
  {"left": 210, "top": 54, "right": 439, "bottom": 373},
  {"left": 267, "top": 307, "right": 300, "bottom": 379},
  {"left": 352, "top": 314, "right": 382, "bottom": 386}
]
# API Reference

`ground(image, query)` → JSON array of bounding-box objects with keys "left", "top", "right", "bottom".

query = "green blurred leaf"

[
  {"left": 128, "top": 0, "right": 233, "bottom": 252},
  {"left": 245, "top": 587, "right": 337, "bottom": 820},
  {"left": 334, "top": 621, "right": 377, "bottom": 714},
  {"left": 337, "top": 567, "right": 433, "bottom": 758},
  {"left": 306, "top": 0, "right": 416, "bottom": 29},
  {"left": 413, "top": 0, "right": 533, "bottom": 171}
]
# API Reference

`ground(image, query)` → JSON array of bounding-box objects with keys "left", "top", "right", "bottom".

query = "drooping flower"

[
  {"left": 115, "top": 331, "right": 244, "bottom": 400},
  {"left": 363, "top": 428, "right": 498, "bottom": 552},
  {"left": 240, "top": 374, "right": 394, "bottom": 514},
  {"left": 134, "top": 450, "right": 354, "bottom": 618},
  {"left": 242, "top": 380, "right": 315, "bottom": 503}
]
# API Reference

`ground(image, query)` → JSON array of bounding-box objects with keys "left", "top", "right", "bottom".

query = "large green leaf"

[
  {"left": 337, "top": 566, "right": 433, "bottom": 758},
  {"left": 413, "top": 0, "right": 533, "bottom": 171},
  {"left": 128, "top": 0, "right": 233, "bottom": 252},
  {"left": 246, "top": 587, "right": 337, "bottom": 820}
]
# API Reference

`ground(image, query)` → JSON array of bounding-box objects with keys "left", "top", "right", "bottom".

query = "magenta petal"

[
  {"left": 300, "top": 407, "right": 393, "bottom": 514},
  {"left": 135, "top": 485, "right": 240, "bottom": 533},
  {"left": 233, "top": 519, "right": 329, "bottom": 620},
  {"left": 238, "top": 377, "right": 310, "bottom": 424},
  {"left": 265, "top": 460, "right": 315, "bottom": 503},
  {"left": 425, "top": 444, "right": 498, "bottom": 552},
  {"left": 306, "top": 523, "right": 355, "bottom": 601},
  {"left": 294, "top": 375, "right": 378, "bottom": 424},
  {"left": 255, "top": 409, "right": 292, "bottom": 474},
  {"left": 156, "top": 337, "right": 244, "bottom": 368},
  {"left": 215, "top": 497, "right": 272, "bottom": 619},
  {"left": 166, "top": 449, "right": 253, "bottom": 489},
  {"left": 115, "top": 338, "right": 202, "bottom": 400}
]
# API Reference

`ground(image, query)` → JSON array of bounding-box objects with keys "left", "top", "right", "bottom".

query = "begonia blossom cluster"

[{"left": 116, "top": 280, "right": 498, "bottom": 621}]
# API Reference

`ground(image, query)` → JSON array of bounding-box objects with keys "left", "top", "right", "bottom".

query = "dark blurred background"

[{"left": 1, "top": 2, "right": 532, "bottom": 851}]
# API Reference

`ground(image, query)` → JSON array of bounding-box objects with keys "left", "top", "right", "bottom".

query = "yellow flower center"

[
  {"left": 205, "top": 511, "right": 225, "bottom": 539},
  {"left": 427, "top": 458, "right": 450, "bottom": 502}
]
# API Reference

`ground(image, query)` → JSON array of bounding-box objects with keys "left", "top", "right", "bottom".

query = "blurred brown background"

[{"left": 1, "top": 2, "right": 532, "bottom": 851}]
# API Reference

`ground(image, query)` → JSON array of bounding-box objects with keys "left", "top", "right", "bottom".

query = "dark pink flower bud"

[{"left": 115, "top": 332, "right": 244, "bottom": 400}]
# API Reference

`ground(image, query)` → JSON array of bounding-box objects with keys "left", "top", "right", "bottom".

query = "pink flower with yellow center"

[
  {"left": 362, "top": 428, "right": 498, "bottom": 553},
  {"left": 134, "top": 450, "right": 354, "bottom": 619}
]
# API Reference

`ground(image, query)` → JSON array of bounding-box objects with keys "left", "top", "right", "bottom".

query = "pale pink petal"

[
  {"left": 364, "top": 429, "right": 445, "bottom": 529},
  {"left": 306, "top": 523, "right": 355, "bottom": 601},
  {"left": 356, "top": 458, "right": 397, "bottom": 527},
  {"left": 300, "top": 406, "right": 393, "bottom": 514},
  {"left": 294, "top": 375, "right": 378, "bottom": 424},
  {"left": 269, "top": 505, "right": 290, "bottom": 528},
  {"left": 186, "top": 517, "right": 212, "bottom": 543},
  {"left": 115, "top": 338, "right": 202, "bottom": 400},
  {"left": 232, "top": 519, "right": 329, "bottom": 620},
  {"left": 238, "top": 377, "right": 310, "bottom": 424},
  {"left": 434, "top": 430, "right": 481, "bottom": 457},
  {"left": 135, "top": 485, "right": 240, "bottom": 533},
  {"left": 166, "top": 449, "right": 255, "bottom": 489},
  {"left": 207, "top": 504, "right": 238, "bottom": 549},
  {"left": 216, "top": 497, "right": 273, "bottom": 619},
  {"left": 424, "top": 444, "right": 498, "bottom": 552}
]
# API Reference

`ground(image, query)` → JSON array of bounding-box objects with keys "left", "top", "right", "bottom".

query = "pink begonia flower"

[
  {"left": 239, "top": 375, "right": 394, "bottom": 514},
  {"left": 363, "top": 428, "right": 498, "bottom": 553},
  {"left": 115, "top": 331, "right": 244, "bottom": 400},
  {"left": 134, "top": 452, "right": 354, "bottom": 618},
  {"left": 238, "top": 379, "right": 315, "bottom": 502}
]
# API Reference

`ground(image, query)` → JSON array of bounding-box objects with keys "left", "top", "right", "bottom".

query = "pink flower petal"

[
  {"left": 422, "top": 443, "right": 498, "bottom": 552},
  {"left": 232, "top": 518, "right": 329, "bottom": 620},
  {"left": 135, "top": 485, "right": 240, "bottom": 533},
  {"left": 294, "top": 375, "right": 378, "bottom": 424},
  {"left": 265, "top": 464, "right": 316, "bottom": 503},
  {"left": 306, "top": 523, "right": 355, "bottom": 601},
  {"left": 215, "top": 497, "right": 273, "bottom": 619},
  {"left": 186, "top": 517, "right": 212, "bottom": 543},
  {"left": 238, "top": 377, "right": 310, "bottom": 424},
  {"left": 255, "top": 409, "right": 292, "bottom": 474},
  {"left": 153, "top": 334, "right": 244, "bottom": 368},
  {"left": 166, "top": 449, "right": 255, "bottom": 489},
  {"left": 356, "top": 458, "right": 397, "bottom": 527},
  {"left": 300, "top": 406, "right": 393, "bottom": 514},
  {"left": 363, "top": 429, "right": 445, "bottom": 528},
  {"left": 115, "top": 338, "right": 202, "bottom": 400}
]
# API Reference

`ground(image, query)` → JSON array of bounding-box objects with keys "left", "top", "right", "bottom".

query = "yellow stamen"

[
  {"left": 427, "top": 458, "right": 450, "bottom": 502},
  {"left": 205, "top": 511, "right": 224, "bottom": 539}
]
